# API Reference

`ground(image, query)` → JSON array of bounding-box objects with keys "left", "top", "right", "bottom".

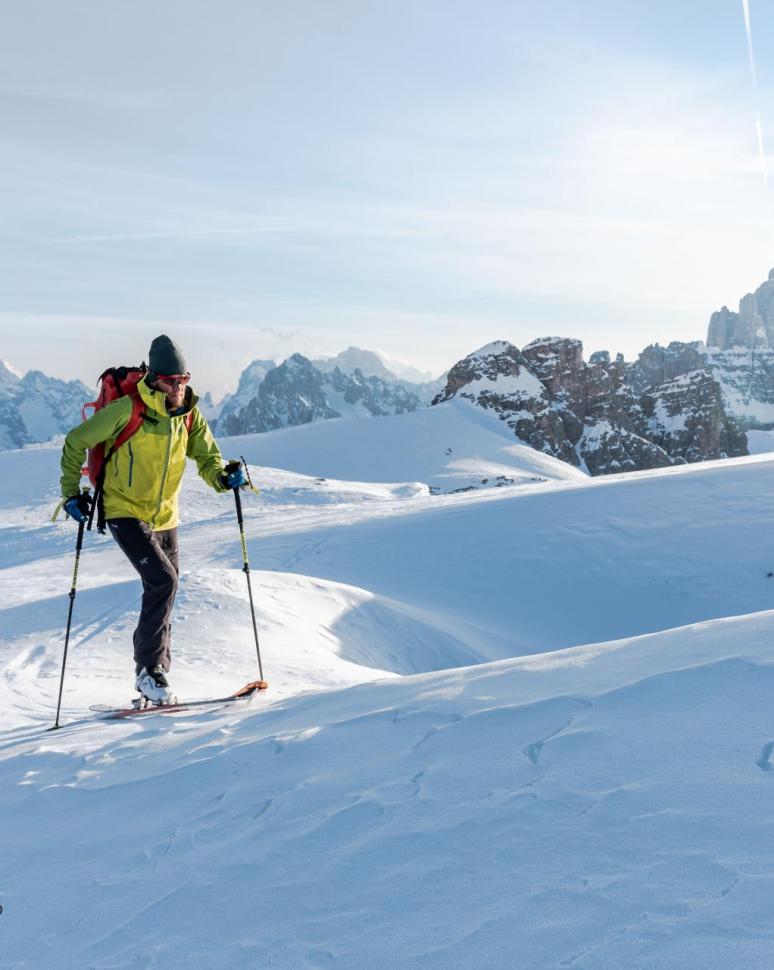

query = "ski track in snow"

[{"left": 3, "top": 423, "right": 774, "bottom": 967}]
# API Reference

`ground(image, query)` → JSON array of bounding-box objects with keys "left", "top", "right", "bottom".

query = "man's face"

[{"left": 155, "top": 373, "right": 189, "bottom": 408}]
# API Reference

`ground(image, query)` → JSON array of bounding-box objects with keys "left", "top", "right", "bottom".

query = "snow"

[
  {"left": 0, "top": 358, "right": 24, "bottom": 388},
  {"left": 466, "top": 339, "right": 514, "bottom": 360},
  {"left": 460, "top": 365, "right": 547, "bottom": 400},
  {"left": 651, "top": 400, "right": 688, "bottom": 433},
  {"left": 747, "top": 430, "right": 774, "bottom": 454},
  {"left": 3, "top": 404, "right": 774, "bottom": 967},
  {"left": 223, "top": 397, "right": 586, "bottom": 493},
  {"left": 578, "top": 418, "right": 615, "bottom": 445}
]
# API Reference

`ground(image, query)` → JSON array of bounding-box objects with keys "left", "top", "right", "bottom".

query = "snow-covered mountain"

[
  {"left": 4, "top": 420, "right": 774, "bottom": 967},
  {"left": 433, "top": 339, "right": 746, "bottom": 475},
  {"left": 313, "top": 346, "right": 402, "bottom": 382},
  {"left": 217, "top": 353, "right": 424, "bottom": 436},
  {"left": 313, "top": 345, "right": 436, "bottom": 385},
  {"left": 0, "top": 362, "right": 93, "bottom": 450},
  {"left": 214, "top": 358, "right": 277, "bottom": 428},
  {"left": 373, "top": 348, "right": 436, "bottom": 384}
]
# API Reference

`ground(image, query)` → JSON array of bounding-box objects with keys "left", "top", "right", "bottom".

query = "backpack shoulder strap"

[{"left": 112, "top": 391, "right": 147, "bottom": 452}]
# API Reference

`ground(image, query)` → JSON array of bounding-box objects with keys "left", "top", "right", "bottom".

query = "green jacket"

[{"left": 60, "top": 379, "right": 227, "bottom": 530}]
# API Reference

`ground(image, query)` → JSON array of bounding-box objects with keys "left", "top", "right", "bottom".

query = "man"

[{"left": 59, "top": 335, "right": 247, "bottom": 705}]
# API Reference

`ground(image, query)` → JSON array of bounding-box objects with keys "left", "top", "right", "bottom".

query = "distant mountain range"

[
  {"left": 0, "top": 360, "right": 92, "bottom": 451},
  {"left": 214, "top": 348, "right": 444, "bottom": 436},
  {"left": 8, "top": 270, "right": 774, "bottom": 476}
]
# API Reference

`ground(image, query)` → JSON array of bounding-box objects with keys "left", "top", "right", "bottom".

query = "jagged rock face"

[
  {"left": 434, "top": 341, "right": 579, "bottom": 465},
  {"left": 218, "top": 354, "right": 423, "bottom": 436},
  {"left": 435, "top": 341, "right": 529, "bottom": 399},
  {"left": 629, "top": 332, "right": 774, "bottom": 431},
  {"left": 216, "top": 359, "right": 277, "bottom": 428},
  {"left": 578, "top": 425, "right": 671, "bottom": 477},
  {"left": 434, "top": 338, "right": 746, "bottom": 476},
  {"left": 521, "top": 337, "right": 585, "bottom": 413},
  {"left": 707, "top": 270, "right": 774, "bottom": 350},
  {"left": 628, "top": 342, "right": 708, "bottom": 394},
  {"left": 219, "top": 355, "right": 338, "bottom": 435},
  {"left": 641, "top": 370, "right": 747, "bottom": 463},
  {"left": 703, "top": 346, "right": 774, "bottom": 428},
  {"left": 0, "top": 365, "right": 93, "bottom": 450},
  {"left": 326, "top": 367, "right": 422, "bottom": 416}
]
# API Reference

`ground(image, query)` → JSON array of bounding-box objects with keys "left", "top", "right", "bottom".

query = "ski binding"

[{"left": 90, "top": 680, "right": 268, "bottom": 719}]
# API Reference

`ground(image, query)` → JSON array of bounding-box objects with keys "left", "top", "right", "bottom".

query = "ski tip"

[{"left": 235, "top": 680, "right": 269, "bottom": 697}]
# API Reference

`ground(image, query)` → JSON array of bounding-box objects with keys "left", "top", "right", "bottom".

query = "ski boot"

[{"left": 134, "top": 666, "right": 177, "bottom": 707}]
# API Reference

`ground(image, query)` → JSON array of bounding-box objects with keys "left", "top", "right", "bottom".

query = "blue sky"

[{"left": 2, "top": 0, "right": 774, "bottom": 397}]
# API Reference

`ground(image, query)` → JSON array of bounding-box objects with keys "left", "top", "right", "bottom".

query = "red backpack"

[
  {"left": 81, "top": 365, "right": 149, "bottom": 487},
  {"left": 82, "top": 364, "right": 196, "bottom": 485}
]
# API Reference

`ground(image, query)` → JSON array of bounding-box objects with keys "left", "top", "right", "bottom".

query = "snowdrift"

[{"left": 4, "top": 612, "right": 774, "bottom": 968}]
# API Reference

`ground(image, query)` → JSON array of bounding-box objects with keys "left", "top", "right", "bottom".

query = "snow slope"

[
  {"left": 223, "top": 397, "right": 587, "bottom": 492},
  {"left": 747, "top": 429, "right": 774, "bottom": 454},
  {"left": 3, "top": 411, "right": 774, "bottom": 967},
  {"left": 4, "top": 612, "right": 774, "bottom": 968}
]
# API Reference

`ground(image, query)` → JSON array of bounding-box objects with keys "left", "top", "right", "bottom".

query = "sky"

[{"left": 3, "top": 0, "right": 774, "bottom": 398}]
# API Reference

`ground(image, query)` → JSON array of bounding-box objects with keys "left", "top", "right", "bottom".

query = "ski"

[{"left": 90, "top": 680, "right": 268, "bottom": 720}]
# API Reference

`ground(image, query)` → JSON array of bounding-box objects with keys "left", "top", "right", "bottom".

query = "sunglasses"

[{"left": 155, "top": 372, "right": 191, "bottom": 387}]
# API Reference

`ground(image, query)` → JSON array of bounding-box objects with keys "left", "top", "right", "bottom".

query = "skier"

[{"left": 58, "top": 335, "right": 247, "bottom": 705}]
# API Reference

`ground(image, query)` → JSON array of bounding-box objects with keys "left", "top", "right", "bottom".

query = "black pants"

[{"left": 107, "top": 518, "right": 179, "bottom": 673}]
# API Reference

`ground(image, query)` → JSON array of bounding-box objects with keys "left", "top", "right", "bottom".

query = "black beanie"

[{"left": 148, "top": 335, "right": 187, "bottom": 375}]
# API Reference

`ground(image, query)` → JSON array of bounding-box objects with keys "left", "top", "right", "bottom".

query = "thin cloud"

[{"left": 52, "top": 226, "right": 281, "bottom": 244}]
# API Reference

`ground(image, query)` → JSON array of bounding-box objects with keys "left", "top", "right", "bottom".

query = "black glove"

[{"left": 64, "top": 493, "right": 92, "bottom": 524}]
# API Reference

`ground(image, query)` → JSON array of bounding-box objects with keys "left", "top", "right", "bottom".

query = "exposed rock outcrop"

[
  {"left": 707, "top": 270, "right": 774, "bottom": 351},
  {"left": 433, "top": 338, "right": 746, "bottom": 476}
]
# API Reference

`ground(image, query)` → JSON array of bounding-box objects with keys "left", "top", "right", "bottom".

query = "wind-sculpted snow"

[
  {"left": 3, "top": 431, "right": 774, "bottom": 967},
  {"left": 3, "top": 613, "right": 774, "bottom": 968}
]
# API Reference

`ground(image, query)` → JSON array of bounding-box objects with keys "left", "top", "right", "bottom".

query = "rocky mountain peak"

[
  {"left": 237, "top": 359, "right": 276, "bottom": 388},
  {"left": 707, "top": 269, "right": 774, "bottom": 350},
  {"left": 433, "top": 341, "right": 537, "bottom": 404}
]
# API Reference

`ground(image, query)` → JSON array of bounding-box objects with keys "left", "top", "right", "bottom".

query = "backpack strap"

[
  {"left": 112, "top": 393, "right": 147, "bottom": 452},
  {"left": 90, "top": 392, "right": 148, "bottom": 534}
]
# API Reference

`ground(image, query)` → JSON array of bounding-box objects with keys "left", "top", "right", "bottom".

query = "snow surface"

[
  {"left": 747, "top": 430, "right": 774, "bottom": 455},
  {"left": 222, "top": 397, "right": 586, "bottom": 493},
  {"left": 3, "top": 405, "right": 774, "bottom": 967}
]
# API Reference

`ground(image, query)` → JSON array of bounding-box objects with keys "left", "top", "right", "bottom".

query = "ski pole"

[
  {"left": 225, "top": 459, "right": 265, "bottom": 682},
  {"left": 50, "top": 487, "right": 90, "bottom": 731}
]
